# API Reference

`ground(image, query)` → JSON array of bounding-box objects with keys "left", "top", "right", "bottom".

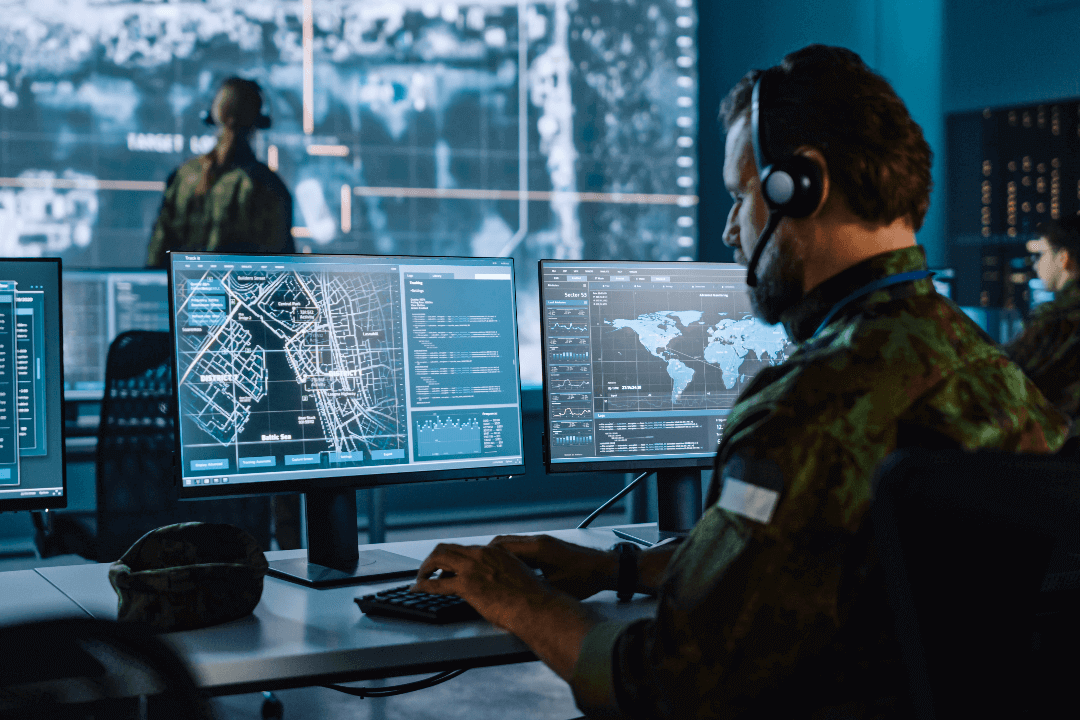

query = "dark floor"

[{"left": 210, "top": 662, "right": 580, "bottom": 720}]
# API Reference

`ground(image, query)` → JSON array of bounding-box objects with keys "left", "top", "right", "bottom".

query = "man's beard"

[{"left": 747, "top": 229, "right": 804, "bottom": 326}]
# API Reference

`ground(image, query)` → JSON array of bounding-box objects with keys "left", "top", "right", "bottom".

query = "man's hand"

[
  {"left": 487, "top": 534, "right": 617, "bottom": 600},
  {"left": 413, "top": 542, "right": 600, "bottom": 681},
  {"left": 413, "top": 542, "right": 557, "bottom": 631}
]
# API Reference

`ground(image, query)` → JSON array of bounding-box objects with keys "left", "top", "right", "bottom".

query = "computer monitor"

[
  {"left": 169, "top": 251, "right": 524, "bottom": 587},
  {"left": 539, "top": 260, "right": 795, "bottom": 543},
  {"left": 0, "top": 258, "right": 67, "bottom": 513},
  {"left": 62, "top": 269, "right": 169, "bottom": 399}
]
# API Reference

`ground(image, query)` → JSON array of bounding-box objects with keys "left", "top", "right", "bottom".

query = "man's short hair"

[
  {"left": 719, "top": 44, "right": 933, "bottom": 231},
  {"left": 1037, "top": 216, "right": 1080, "bottom": 260}
]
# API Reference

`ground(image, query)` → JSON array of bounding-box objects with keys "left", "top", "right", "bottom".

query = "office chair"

[
  {"left": 872, "top": 447, "right": 1080, "bottom": 720},
  {"left": 0, "top": 617, "right": 214, "bottom": 720},
  {"left": 34, "top": 330, "right": 271, "bottom": 561}
]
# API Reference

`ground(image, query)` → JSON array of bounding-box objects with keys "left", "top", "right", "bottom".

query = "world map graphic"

[{"left": 606, "top": 310, "right": 793, "bottom": 404}]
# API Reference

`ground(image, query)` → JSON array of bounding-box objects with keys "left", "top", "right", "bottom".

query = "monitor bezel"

[
  {"left": 168, "top": 250, "right": 526, "bottom": 501},
  {"left": 539, "top": 258, "right": 746, "bottom": 475},
  {"left": 0, "top": 257, "right": 68, "bottom": 513}
]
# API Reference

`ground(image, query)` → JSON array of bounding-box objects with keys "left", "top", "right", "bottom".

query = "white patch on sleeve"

[{"left": 718, "top": 476, "right": 779, "bottom": 524}]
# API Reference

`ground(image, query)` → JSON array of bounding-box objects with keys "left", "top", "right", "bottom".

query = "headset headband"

[
  {"left": 202, "top": 78, "right": 271, "bottom": 130},
  {"left": 750, "top": 68, "right": 772, "bottom": 179}
]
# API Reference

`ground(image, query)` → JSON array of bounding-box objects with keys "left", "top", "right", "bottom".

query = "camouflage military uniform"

[
  {"left": 145, "top": 142, "right": 294, "bottom": 268},
  {"left": 572, "top": 246, "right": 1069, "bottom": 719},
  {"left": 1005, "top": 278, "right": 1080, "bottom": 421}
]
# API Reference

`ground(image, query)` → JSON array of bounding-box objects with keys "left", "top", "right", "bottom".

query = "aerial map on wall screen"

[{"left": 0, "top": 0, "right": 699, "bottom": 385}]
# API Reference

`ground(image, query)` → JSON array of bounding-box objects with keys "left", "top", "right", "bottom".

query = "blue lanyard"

[{"left": 811, "top": 270, "right": 933, "bottom": 339}]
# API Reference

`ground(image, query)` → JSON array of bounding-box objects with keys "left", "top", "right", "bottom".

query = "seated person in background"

[
  {"left": 1004, "top": 217, "right": 1080, "bottom": 422},
  {"left": 412, "top": 45, "right": 1071, "bottom": 719},
  {"left": 145, "top": 76, "right": 294, "bottom": 268}
]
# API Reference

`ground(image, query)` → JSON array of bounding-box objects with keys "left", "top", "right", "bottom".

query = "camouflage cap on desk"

[{"left": 109, "top": 522, "right": 268, "bottom": 632}]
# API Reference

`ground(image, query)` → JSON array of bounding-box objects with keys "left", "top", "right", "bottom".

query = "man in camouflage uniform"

[
  {"left": 1005, "top": 217, "right": 1080, "bottom": 421},
  {"left": 409, "top": 46, "right": 1070, "bottom": 719},
  {"left": 145, "top": 77, "right": 294, "bottom": 268}
]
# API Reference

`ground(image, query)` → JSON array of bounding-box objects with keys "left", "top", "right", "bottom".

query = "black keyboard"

[{"left": 355, "top": 584, "right": 481, "bottom": 624}]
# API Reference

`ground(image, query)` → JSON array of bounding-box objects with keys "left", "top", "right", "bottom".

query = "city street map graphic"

[{"left": 176, "top": 269, "right": 405, "bottom": 457}]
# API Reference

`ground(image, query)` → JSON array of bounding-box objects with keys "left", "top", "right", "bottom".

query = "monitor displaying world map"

[
  {"left": 540, "top": 260, "right": 795, "bottom": 468},
  {"left": 0, "top": 0, "right": 699, "bottom": 386}
]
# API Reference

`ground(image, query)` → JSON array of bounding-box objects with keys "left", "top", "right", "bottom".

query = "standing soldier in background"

[
  {"left": 147, "top": 76, "right": 300, "bottom": 548},
  {"left": 145, "top": 76, "right": 295, "bottom": 268},
  {"left": 1005, "top": 217, "right": 1080, "bottom": 421}
]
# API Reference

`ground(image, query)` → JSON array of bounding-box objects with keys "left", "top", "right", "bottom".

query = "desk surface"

[
  {"left": 0, "top": 569, "right": 89, "bottom": 624},
  {"left": 30, "top": 525, "right": 657, "bottom": 695}
]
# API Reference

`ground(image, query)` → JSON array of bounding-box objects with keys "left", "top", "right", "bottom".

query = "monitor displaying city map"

[
  {"left": 1, "top": 0, "right": 699, "bottom": 388},
  {"left": 169, "top": 252, "right": 523, "bottom": 496},
  {"left": 539, "top": 260, "right": 795, "bottom": 472}
]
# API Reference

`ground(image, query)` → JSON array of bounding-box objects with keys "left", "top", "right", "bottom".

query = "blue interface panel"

[
  {"left": 541, "top": 261, "right": 796, "bottom": 467},
  {"left": 171, "top": 253, "right": 523, "bottom": 488},
  {"left": 0, "top": 284, "right": 18, "bottom": 483},
  {"left": 62, "top": 270, "right": 170, "bottom": 399},
  {"left": 0, "top": 259, "right": 65, "bottom": 508}
]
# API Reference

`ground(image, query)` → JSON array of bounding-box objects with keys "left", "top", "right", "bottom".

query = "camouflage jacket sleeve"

[
  {"left": 204, "top": 167, "right": 294, "bottom": 255},
  {"left": 572, "top": 415, "right": 900, "bottom": 719},
  {"left": 1004, "top": 280, "right": 1080, "bottom": 420},
  {"left": 145, "top": 170, "right": 180, "bottom": 268}
]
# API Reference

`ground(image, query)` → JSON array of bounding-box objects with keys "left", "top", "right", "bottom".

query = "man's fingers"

[
  {"left": 417, "top": 543, "right": 469, "bottom": 577},
  {"left": 413, "top": 572, "right": 463, "bottom": 595},
  {"left": 415, "top": 543, "right": 490, "bottom": 592}
]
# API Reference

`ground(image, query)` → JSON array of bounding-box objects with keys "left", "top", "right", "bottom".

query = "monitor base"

[
  {"left": 611, "top": 526, "right": 688, "bottom": 548},
  {"left": 268, "top": 549, "right": 422, "bottom": 589}
]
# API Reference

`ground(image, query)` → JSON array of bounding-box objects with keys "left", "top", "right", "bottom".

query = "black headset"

[
  {"left": 744, "top": 67, "right": 824, "bottom": 287},
  {"left": 200, "top": 78, "right": 272, "bottom": 130}
]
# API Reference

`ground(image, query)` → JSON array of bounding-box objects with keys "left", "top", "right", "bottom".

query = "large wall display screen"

[{"left": 0, "top": 0, "right": 699, "bottom": 386}]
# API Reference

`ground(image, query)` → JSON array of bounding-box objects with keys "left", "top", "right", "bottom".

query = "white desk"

[
  {"left": 31, "top": 525, "right": 657, "bottom": 696},
  {"left": 0, "top": 569, "right": 89, "bottom": 624}
]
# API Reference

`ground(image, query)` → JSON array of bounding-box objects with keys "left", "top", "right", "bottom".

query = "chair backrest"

[
  {"left": 95, "top": 330, "right": 271, "bottom": 561},
  {"left": 872, "top": 448, "right": 1080, "bottom": 720},
  {"left": 0, "top": 617, "right": 213, "bottom": 720}
]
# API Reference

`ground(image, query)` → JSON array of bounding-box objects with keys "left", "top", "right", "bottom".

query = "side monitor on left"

[{"left": 0, "top": 258, "right": 66, "bottom": 513}]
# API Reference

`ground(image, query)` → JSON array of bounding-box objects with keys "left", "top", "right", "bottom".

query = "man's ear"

[{"left": 795, "top": 146, "right": 830, "bottom": 218}]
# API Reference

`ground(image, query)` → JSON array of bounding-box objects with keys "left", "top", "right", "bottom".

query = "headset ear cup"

[
  {"left": 255, "top": 113, "right": 272, "bottom": 130},
  {"left": 767, "top": 155, "right": 824, "bottom": 218}
]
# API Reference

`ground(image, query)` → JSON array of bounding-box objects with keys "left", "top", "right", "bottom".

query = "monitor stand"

[
  {"left": 267, "top": 487, "right": 422, "bottom": 588},
  {"left": 612, "top": 468, "right": 703, "bottom": 547}
]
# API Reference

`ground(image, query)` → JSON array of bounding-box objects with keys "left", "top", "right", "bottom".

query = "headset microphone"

[{"left": 745, "top": 211, "right": 782, "bottom": 288}]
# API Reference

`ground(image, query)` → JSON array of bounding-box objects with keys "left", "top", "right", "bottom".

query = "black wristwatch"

[{"left": 611, "top": 542, "right": 641, "bottom": 602}]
